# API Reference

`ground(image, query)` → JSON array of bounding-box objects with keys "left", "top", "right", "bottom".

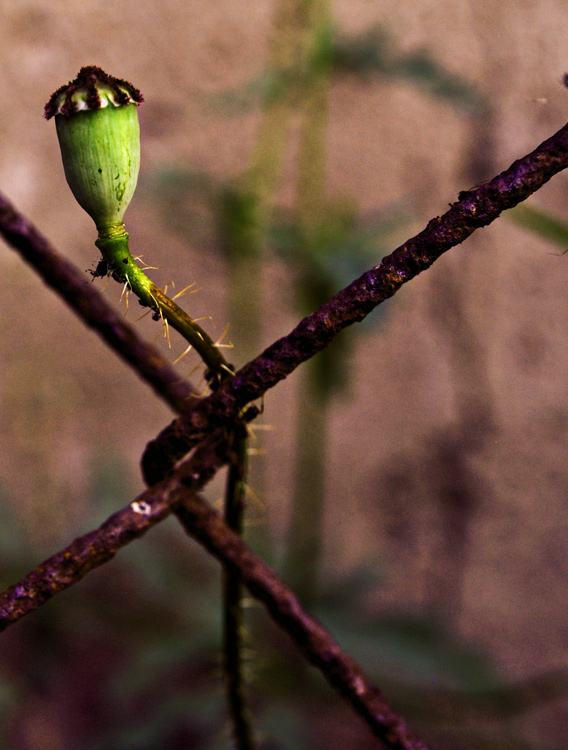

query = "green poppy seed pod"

[{"left": 44, "top": 66, "right": 144, "bottom": 232}]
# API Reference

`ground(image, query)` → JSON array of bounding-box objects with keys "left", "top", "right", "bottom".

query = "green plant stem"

[
  {"left": 284, "top": 357, "right": 329, "bottom": 607},
  {"left": 218, "top": 4, "right": 325, "bottom": 701},
  {"left": 284, "top": 0, "right": 333, "bottom": 610},
  {"left": 222, "top": 0, "right": 327, "bottom": 362},
  {"left": 295, "top": 0, "right": 331, "bottom": 237},
  {"left": 95, "top": 223, "right": 256, "bottom": 749},
  {"left": 223, "top": 433, "right": 255, "bottom": 750},
  {"left": 95, "top": 225, "right": 231, "bottom": 381}
]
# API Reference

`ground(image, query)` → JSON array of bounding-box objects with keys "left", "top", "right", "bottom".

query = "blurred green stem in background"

[
  {"left": 506, "top": 203, "right": 568, "bottom": 249},
  {"left": 219, "top": 0, "right": 336, "bottom": 594},
  {"left": 217, "top": 2, "right": 331, "bottom": 744},
  {"left": 281, "top": 0, "right": 336, "bottom": 611},
  {"left": 219, "top": 0, "right": 338, "bottom": 614},
  {"left": 219, "top": 0, "right": 317, "bottom": 362}
]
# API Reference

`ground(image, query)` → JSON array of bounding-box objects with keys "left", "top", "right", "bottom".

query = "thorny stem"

[
  {"left": 142, "top": 117, "right": 568, "bottom": 485},
  {"left": 0, "top": 192, "right": 196, "bottom": 414},
  {"left": 95, "top": 225, "right": 231, "bottom": 382},
  {"left": 95, "top": 223, "right": 255, "bottom": 749}
]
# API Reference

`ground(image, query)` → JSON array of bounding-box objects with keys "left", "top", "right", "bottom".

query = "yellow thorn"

[
  {"left": 148, "top": 290, "right": 160, "bottom": 310},
  {"left": 120, "top": 284, "right": 131, "bottom": 315},
  {"left": 241, "top": 598, "right": 262, "bottom": 610},
  {"left": 164, "top": 318, "right": 172, "bottom": 348},
  {"left": 172, "top": 283, "right": 198, "bottom": 301},
  {"left": 134, "top": 308, "right": 152, "bottom": 322},
  {"left": 214, "top": 324, "right": 234, "bottom": 350},
  {"left": 132, "top": 254, "right": 162, "bottom": 271},
  {"left": 173, "top": 343, "right": 193, "bottom": 364}
]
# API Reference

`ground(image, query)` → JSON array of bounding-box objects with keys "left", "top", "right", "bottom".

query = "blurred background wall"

[{"left": 1, "top": 1, "right": 568, "bottom": 748}]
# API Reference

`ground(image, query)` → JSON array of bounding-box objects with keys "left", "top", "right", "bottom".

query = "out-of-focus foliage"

[
  {"left": 212, "top": 26, "right": 484, "bottom": 115},
  {"left": 507, "top": 203, "right": 568, "bottom": 250}
]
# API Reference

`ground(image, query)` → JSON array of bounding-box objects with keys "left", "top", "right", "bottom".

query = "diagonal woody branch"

[
  {"left": 177, "top": 493, "right": 430, "bottom": 750},
  {"left": 0, "top": 429, "right": 230, "bottom": 632},
  {"left": 141, "top": 119, "right": 568, "bottom": 484}
]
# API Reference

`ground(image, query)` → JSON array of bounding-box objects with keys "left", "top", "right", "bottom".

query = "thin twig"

[
  {"left": 141, "top": 118, "right": 568, "bottom": 484},
  {"left": 96, "top": 228, "right": 256, "bottom": 748},
  {"left": 0, "top": 192, "right": 197, "bottom": 415}
]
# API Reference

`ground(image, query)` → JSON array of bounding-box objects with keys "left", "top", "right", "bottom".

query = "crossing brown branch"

[{"left": 140, "top": 118, "right": 568, "bottom": 485}]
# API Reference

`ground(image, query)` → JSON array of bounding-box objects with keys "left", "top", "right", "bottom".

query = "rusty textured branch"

[
  {"left": 0, "top": 430, "right": 229, "bottom": 631},
  {"left": 141, "top": 119, "right": 568, "bottom": 484},
  {"left": 0, "top": 192, "right": 197, "bottom": 415}
]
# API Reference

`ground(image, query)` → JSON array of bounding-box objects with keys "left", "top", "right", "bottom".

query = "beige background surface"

[{"left": 2, "top": 1, "right": 568, "bottom": 747}]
